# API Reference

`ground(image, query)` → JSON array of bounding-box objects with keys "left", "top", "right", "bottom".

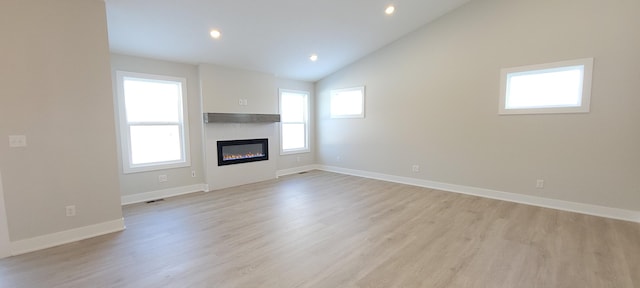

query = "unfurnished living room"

[{"left": 1, "top": 0, "right": 639, "bottom": 287}]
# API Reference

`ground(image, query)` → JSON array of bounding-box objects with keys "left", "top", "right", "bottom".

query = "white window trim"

[
  {"left": 279, "top": 89, "right": 310, "bottom": 155},
  {"left": 330, "top": 86, "right": 365, "bottom": 118},
  {"left": 116, "top": 71, "right": 191, "bottom": 173},
  {"left": 499, "top": 58, "right": 593, "bottom": 115}
]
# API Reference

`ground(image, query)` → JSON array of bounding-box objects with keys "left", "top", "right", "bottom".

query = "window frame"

[
  {"left": 116, "top": 71, "right": 191, "bottom": 173},
  {"left": 279, "top": 89, "right": 310, "bottom": 155},
  {"left": 330, "top": 86, "right": 365, "bottom": 118},
  {"left": 499, "top": 58, "right": 594, "bottom": 115}
]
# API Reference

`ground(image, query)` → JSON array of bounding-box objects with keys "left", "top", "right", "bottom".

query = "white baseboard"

[
  {"left": 276, "top": 165, "right": 320, "bottom": 177},
  {"left": 0, "top": 172, "right": 11, "bottom": 259},
  {"left": 10, "top": 218, "right": 125, "bottom": 256},
  {"left": 317, "top": 165, "right": 640, "bottom": 223},
  {"left": 121, "top": 184, "right": 206, "bottom": 205}
]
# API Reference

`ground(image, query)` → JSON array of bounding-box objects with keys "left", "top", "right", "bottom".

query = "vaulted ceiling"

[{"left": 105, "top": 0, "right": 472, "bottom": 82}]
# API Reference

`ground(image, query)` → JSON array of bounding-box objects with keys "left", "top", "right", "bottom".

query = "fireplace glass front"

[{"left": 217, "top": 138, "right": 268, "bottom": 166}]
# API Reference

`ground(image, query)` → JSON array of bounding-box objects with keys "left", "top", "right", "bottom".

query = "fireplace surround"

[{"left": 217, "top": 138, "right": 269, "bottom": 166}]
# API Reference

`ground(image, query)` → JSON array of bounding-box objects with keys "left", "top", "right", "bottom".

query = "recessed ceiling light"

[
  {"left": 310, "top": 54, "right": 318, "bottom": 62},
  {"left": 385, "top": 5, "right": 395, "bottom": 15},
  {"left": 209, "top": 29, "right": 221, "bottom": 39}
]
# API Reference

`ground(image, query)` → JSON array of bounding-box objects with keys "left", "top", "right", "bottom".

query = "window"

[
  {"left": 330, "top": 86, "right": 365, "bottom": 118},
  {"left": 116, "top": 71, "right": 190, "bottom": 173},
  {"left": 500, "top": 58, "right": 593, "bottom": 115},
  {"left": 279, "top": 89, "right": 309, "bottom": 154}
]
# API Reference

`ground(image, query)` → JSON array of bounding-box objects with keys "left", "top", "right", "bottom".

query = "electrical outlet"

[
  {"left": 191, "top": 170, "right": 196, "bottom": 177},
  {"left": 66, "top": 205, "right": 76, "bottom": 217},
  {"left": 536, "top": 179, "right": 544, "bottom": 189},
  {"left": 412, "top": 165, "right": 420, "bottom": 172},
  {"left": 336, "top": 155, "right": 342, "bottom": 162},
  {"left": 296, "top": 156, "right": 301, "bottom": 162},
  {"left": 158, "top": 175, "right": 168, "bottom": 182},
  {"left": 9, "top": 135, "right": 27, "bottom": 147}
]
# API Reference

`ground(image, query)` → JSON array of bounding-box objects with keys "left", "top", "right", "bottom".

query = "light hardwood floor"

[{"left": 0, "top": 170, "right": 638, "bottom": 287}]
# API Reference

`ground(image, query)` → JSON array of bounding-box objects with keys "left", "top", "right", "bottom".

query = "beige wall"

[
  {"left": 110, "top": 54, "right": 205, "bottom": 197},
  {"left": 0, "top": 0, "right": 123, "bottom": 241},
  {"left": 204, "top": 123, "right": 280, "bottom": 190},
  {"left": 316, "top": 0, "right": 640, "bottom": 211},
  {"left": 199, "top": 64, "right": 316, "bottom": 181},
  {"left": 108, "top": 59, "right": 315, "bottom": 197},
  {"left": 200, "top": 64, "right": 278, "bottom": 114}
]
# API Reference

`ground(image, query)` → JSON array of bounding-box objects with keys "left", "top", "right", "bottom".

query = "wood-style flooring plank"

[{"left": 0, "top": 170, "right": 638, "bottom": 287}]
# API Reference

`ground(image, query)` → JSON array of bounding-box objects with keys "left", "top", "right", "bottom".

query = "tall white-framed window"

[
  {"left": 116, "top": 71, "right": 190, "bottom": 173},
  {"left": 499, "top": 58, "right": 593, "bottom": 115},
  {"left": 330, "top": 86, "right": 365, "bottom": 118},
  {"left": 279, "top": 89, "right": 309, "bottom": 154}
]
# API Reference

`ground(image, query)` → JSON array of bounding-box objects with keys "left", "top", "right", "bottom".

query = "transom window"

[
  {"left": 330, "top": 86, "right": 365, "bottom": 118},
  {"left": 500, "top": 58, "right": 593, "bottom": 115},
  {"left": 116, "top": 71, "right": 190, "bottom": 173}
]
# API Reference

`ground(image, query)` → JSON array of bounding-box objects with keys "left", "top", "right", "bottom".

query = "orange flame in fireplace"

[{"left": 223, "top": 152, "right": 265, "bottom": 161}]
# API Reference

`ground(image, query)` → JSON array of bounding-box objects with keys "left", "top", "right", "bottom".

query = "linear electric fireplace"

[{"left": 217, "top": 138, "right": 269, "bottom": 166}]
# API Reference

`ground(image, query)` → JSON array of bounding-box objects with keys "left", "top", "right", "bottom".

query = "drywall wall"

[
  {"left": 199, "top": 64, "right": 315, "bottom": 185},
  {"left": 110, "top": 54, "right": 205, "bottom": 200},
  {"left": 200, "top": 64, "right": 278, "bottom": 114},
  {"left": 204, "top": 123, "right": 279, "bottom": 190},
  {"left": 0, "top": 0, "right": 123, "bottom": 241},
  {"left": 316, "top": 0, "right": 640, "bottom": 211}
]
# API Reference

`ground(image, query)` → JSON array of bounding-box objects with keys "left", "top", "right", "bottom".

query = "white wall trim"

[
  {"left": 317, "top": 165, "right": 640, "bottom": 223},
  {"left": 0, "top": 171, "right": 11, "bottom": 259},
  {"left": 10, "top": 218, "right": 125, "bottom": 256},
  {"left": 276, "top": 165, "right": 319, "bottom": 177},
  {"left": 121, "top": 184, "right": 206, "bottom": 205}
]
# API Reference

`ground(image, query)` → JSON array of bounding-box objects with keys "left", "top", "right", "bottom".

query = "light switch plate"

[{"left": 9, "top": 135, "right": 27, "bottom": 147}]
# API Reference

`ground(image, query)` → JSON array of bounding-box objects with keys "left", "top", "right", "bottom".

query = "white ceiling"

[{"left": 105, "top": 0, "right": 471, "bottom": 82}]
